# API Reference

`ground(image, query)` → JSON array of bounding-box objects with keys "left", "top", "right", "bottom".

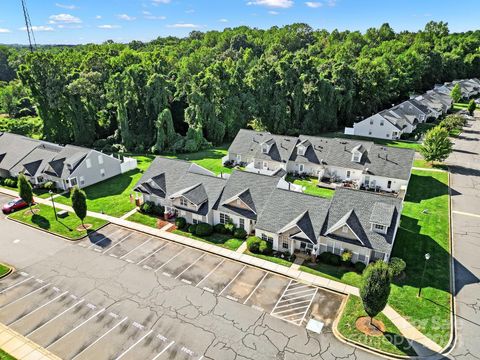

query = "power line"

[{"left": 20, "top": 0, "right": 36, "bottom": 52}]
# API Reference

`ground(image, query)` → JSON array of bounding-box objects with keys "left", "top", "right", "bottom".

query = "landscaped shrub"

[
  {"left": 141, "top": 201, "right": 154, "bottom": 214},
  {"left": 259, "top": 239, "right": 271, "bottom": 254},
  {"left": 3, "top": 178, "right": 17, "bottom": 188},
  {"left": 329, "top": 254, "right": 341, "bottom": 266},
  {"left": 389, "top": 257, "right": 406, "bottom": 277},
  {"left": 233, "top": 228, "right": 247, "bottom": 239},
  {"left": 175, "top": 217, "right": 186, "bottom": 229},
  {"left": 354, "top": 261, "right": 367, "bottom": 273},
  {"left": 42, "top": 181, "right": 56, "bottom": 191},
  {"left": 188, "top": 224, "right": 197, "bottom": 234},
  {"left": 247, "top": 236, "right": 267, "bottom": 253},
  {"left": 214, "top": 223, "right": 228, "bottom": 234},
  {"left": 195, "top": 222, "right": 213, "bottom": 236},
  {"left": 319, "top": 251, "right": 332, "bottom": 264},
  {"left": 224, "top": 220, "right": 236, "bottom": 234},
  {"left": 341, "top": 250, "right": 353, "bottom": 263}
]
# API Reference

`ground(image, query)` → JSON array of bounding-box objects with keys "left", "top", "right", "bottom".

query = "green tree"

[
  {"left": 468, "top": 99, "right": 476, "bottom": 116},
  {"left": 71, "top": 186, "right": 87, "bottom": 228},
  {"left": 360, "top": 261, "right": 392, "bottom": 326},
  {"left": 17, "top": 173, "right": 33, "bottom": 213},
  {"left": 451, "top": 83, "right": 462, "bottom": 103},
  {"left": 420, "top": 126, "right": 453, "bottom": 163}
]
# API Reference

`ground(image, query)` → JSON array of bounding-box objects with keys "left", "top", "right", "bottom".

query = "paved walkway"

[
  {"left": 0, "top": 323, "right": 61, "bottom": 360},
  {"left": 0, "top": 187, "right": 444, "bottom": 357}
]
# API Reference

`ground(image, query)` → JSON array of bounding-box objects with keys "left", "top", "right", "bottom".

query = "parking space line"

[
  {"left": 46, "top": 308, "right": 106, "bottom": 349},
  {"left": 0, "top": 283, "right": 50, "bottom": 309},
  {"left": 277, "top": 293, "right": 316, "bottom": 304},
  {"left": 195, "top": 259, "right": 225, "bottom": 287},
  {"left": 272, "top": 305, "right": 309, "bottom": 315},
  {"left": 175, "top": 254, "right": 205, "bottom": 279},
  {"left": 8, "top": 291, "right": 69, "bottom": 326},
  {"left": 150, "top": 340, "right": 175, "bottom": 360},
  {"left": 27, "top": 299, "right": 85, "bottom": 336},
  {"left": 120, "top": 237, "right": 153, "bottom": 260},
  {"left": 71, "top": 316, "right": 129, "bottom": 360},
  {"left": 88, "top": 228, "right": 122, "bottom": 249},
  {"left": 218, "top": 265, "right": 246, "bottom": 296},
  {"left": 103, "top": 234, "right": 133, "bottom": 254},
  {"left": 275, "top": 299, "right": 311, "bottom": 308},
  {"left": 137, "top": 243, "right": 169, "bottom": 265},
  {"left": 298, "top": 288, "right": 318, "bottom": 325},
  {"left": 270, "top": 279, "right": 293, "bottom": 315},
  {"left": 114, "top": 329, "right": 153, "bottom": 360},
  {"left": 154, "top": 248, "right": 186, "bottom": 272},
  {"left": 283, "top": 288, "right": 316, "bottom": 297},
  {"left": 0, "top": 276, "right": 34, "bottom": 294},
  {"left": 243, "top": 272, "right": 268, "bottom": 305}
]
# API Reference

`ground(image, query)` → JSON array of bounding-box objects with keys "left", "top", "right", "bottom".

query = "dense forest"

[{"left": 1, "top": 21, "right": 480, "bottom": 153}]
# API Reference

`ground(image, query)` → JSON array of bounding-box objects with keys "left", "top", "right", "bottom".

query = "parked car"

[{"left": 2, "top": 197, "right": 31, "bottom": 214}]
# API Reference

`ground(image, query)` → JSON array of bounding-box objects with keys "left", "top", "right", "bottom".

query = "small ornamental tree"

[
  {"left": 420, "top": 126, "right": 453, "bottom": 163},
  {"left": 18, "top": 173, "right": 33, "bottom": 212},
  {"left": 468, "top": 99, "right": 476, "bottom": 116},
  {"left": 71, "top": 186, "right": 87, "bottom": 228},
  {"left": 451, "top": 83, "right": 462, "bottom": 103},
  {"left": 360, "top": 261, "right": 392, "bottom": 326}
]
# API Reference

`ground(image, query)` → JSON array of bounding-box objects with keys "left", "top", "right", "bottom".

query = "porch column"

[{"left": 289, "top": 239, "right": 294, "bottom": 255}]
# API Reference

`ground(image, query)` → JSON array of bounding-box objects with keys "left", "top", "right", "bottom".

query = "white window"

[
  {"left": 261, "top": 233, "right": 273, "bottom": 243},
  {"left": 86, "top": 158, "right": 92, "bottom": 168},
  {"left": 239, "top": 218, "right": 245, "bottom": 229},
  {"left": 100, "top": 168, "right": 105, "bottom": 177},
  {"left": 98, "top": 155, "right": 104, "bottom": 165},
  {"left": 374, "top": 224, "right": 385, "bottom": 231},
  {"left": 342, "top": 225, "right": 348, "bottom": 233},
  {"left": 346, "top": 170, "right": 351, "bottom": 178},
  {"left": 282, "top": 239, "right": 289, "bottom": 250},
  {"left": 364, "top": 176, "right": 370, "bottom": 187},
  {"left": 369, "top": 119, "right": 374, "bottom": 125},
  {"left": 353, "top": 154, "right": 360, "bottom": 162},
  {"left": 79, "top": 176, "right": 85, "bottom": 185},
  {"left": 262, "top": 146, "right": 268, "bottom": 154},
  {"left": 219, "top": 213, "right": 230, "bottom": 224},
  {"left": 180, "top": 198, "right": 188, "bottom": 207},
  {"left": 380, "top": 120, "right": 384, "bottom": 126},
  {"left": 298, "top": 146, "right": 305, "bottom": 156},
  {"left": 298, "top": 164, "right": 304, "bottom": 172}
]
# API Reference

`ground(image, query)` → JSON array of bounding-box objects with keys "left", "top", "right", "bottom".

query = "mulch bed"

[
  {"left": 156, "top": 218, "right": 170, "bottom": 229},
  {"left": 355, "top": 316, "right": 386, "bottom": 336},
  {"left": 23, "top": 208, "right": 40, "bottom": 216},
  {"left": 76, "top": 223, "right": 92, "bottom": 231}
]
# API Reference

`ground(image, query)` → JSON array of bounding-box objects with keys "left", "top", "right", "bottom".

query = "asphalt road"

[
  {"left": 0, "top": 202, "right": 379, "bottom": 360},
  {"left": 446, "top": 118, "right": 480, "bottom": 360}
]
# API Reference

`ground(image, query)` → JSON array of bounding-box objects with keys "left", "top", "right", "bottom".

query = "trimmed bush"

[
  {"left": 354, "top": 261, "right": 367, "bottom": 273},
  {"left": 195, "top": 222, "right": 213, "bottom": 236},
  {"left": 224, "top": 221, "right": 236, "bottom": 235},
  {"left": 389, "top": 257, "right": 406, "bottom": 277},
  {"left": 233, "top": 228, "right": 247, "bottom": 239},
  {"left": 175, "top": 217, "right": 186, "bottom": 229},
  {"left": 247, "top": 236, "right": 266, "bottom": 253},
  {"left": 141, "top": 201, "right": 154, "bottom": 214},
  {"left": 3, "top": 178, "right": 17, "bottom": 188},
  {"left": 341, "top": 250, "right": 353, "bottom": 263},
  {"left": 188, "top": 224, "right": 197, "bottom": 234},
  {"left": 214, "top": 223, "right": 228, "bottom": 234},
  {"left": 329, "top": 254, "right": 341, "bottom": 266},
  {"left": 42, "top": 181, "right": 56, "bottom": 191},
  {"left": 319, "top": 251, "right": 332, "bottom": 264}
]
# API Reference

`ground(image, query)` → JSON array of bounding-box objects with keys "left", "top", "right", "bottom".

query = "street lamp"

[
  {"left": 418, "top": 252, "right": 431, "bottom": 297},
  {"left": 49, "top": 190, "right": 58, "bottom": 221}
]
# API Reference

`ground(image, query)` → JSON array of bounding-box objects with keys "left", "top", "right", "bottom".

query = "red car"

[{"left": 2, "top": 198, "right": 30, "bottom": 214}]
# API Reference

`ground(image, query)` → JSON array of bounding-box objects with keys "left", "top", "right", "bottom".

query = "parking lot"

[{"left": 79, "top": 224, "right": 343, "bottom": 327}]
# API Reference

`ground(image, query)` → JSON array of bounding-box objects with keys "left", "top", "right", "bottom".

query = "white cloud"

[
  {"left": 55, "top": 3, "right": 78, "bottom": 10},
  {"left": 20, "top": 25, "right": 54, "bottom": 32},
  {"left": 219, "top": 18, "right": 228, "bottom": 23},
  {"left": 95, "top": 15, "right": 102, "bottom": 19},
  {"left": 268, "top": 10, "right": 279, "bottom": 14},
  {"left": 152, "top": 0, "right": 171, "bottom": 5},
  {"left": 97, "top": 24, "right": 121, "bottom": 29},
  {"left": 57, "top": 24, "right": 82, "bottom": 29},
  {"left": 325, "top": 0, "right": 337, "bottom": 6},
  {"left": 0, "top": 28, "right": 11, "bottom": 33},
  {"left": 117, "top": 14, "right": 136, "bottom": 21},
  {"left": 185, "top": 9, "right": 195, "bottom": 14},
  {"left": 305, "top": 1, "right": 322, "bottom": 7},
  {"left": 167, "top": 23, "right": 201, "bottom": 28},
  {"left": 247, "top": 0, "right": 293, "bottom": 8},
  {"left": 145, "top": 15, "right": 167, "bottom": 20},
  {"left": 49, "top": 13, "right": 82, "bottom": 24},
  {"left": 142, "top": 11, "right": 151, "bottom": 15}
]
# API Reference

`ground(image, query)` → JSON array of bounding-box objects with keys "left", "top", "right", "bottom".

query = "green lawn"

[
  {"left": 243, "top": 249, "right": 294, "bottom": 267},
  {"left": 285, "top": 176, "right": 335, "bottom": 198},
  {"left": 413, "top": 159, "right": 448, "bottom": 171},
  {"left": 55, "top": 155, "right": 154, "bottom": 217},
  {"left": 173, "top": 229, "right": 244, "bottom": 251},
  {"left": 0, "top": 264, "right": 10, "bottom": 278},
  {"left": 299, "top": 263, "right": 361, "bottom": 287},
  {"left": 126, "top": 211, "right": 160, "bottom": 228},
  {"left": 337, "top": 296, "right": 417, "bottom": 356},
  {"left": 164, "top": 144, "right": 232, "bottom": 175},
  {"left": 0, "top": 349, "right": 16, "bottom": 360},
  {"left": 9, "top": 203, "right": 108, "bottom": 240}
]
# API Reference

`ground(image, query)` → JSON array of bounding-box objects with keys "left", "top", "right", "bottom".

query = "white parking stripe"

[
  {"left": 243, "top": 272, "right": 268, "bottom": 305},
  {"left": 114, "top": 329, "right": 153, "bottom": 360},
  {"left": 137, "top": 243, "right": 169, "bottom": 265},
  {"left": 281, "top": 310, "right": 309, "bottom": 319},
  {"left": 0, "top": 283, "right": 50, "bottom": 309},
  {"left": 103, "top": 234, "right": 133, "bottom": 254},
  {"left": 27, "top": 299, "right": 85, "bottom": 336},
  {"left": 298, "top": 288, "right": 318, "bottom": 325},
  {"left": 46, "top": 308, "right": 106, "bottom": 349},
  {"left": 274, "top": 298, "right": 312, "bottom": 309},
  {"left": 282, "top": 288, "right": 317, "bottom": 297},
  {"left": 154, "top": 248, "right": 186, "bottom": 272},
  {"left": 120, "top": 237, "right": 153, "bottom": 260},
  {"left": 270, "top": 279, "right": 293, "bottom": 315},
  {"left": 278, "top": 293, "right": 316, "bottom": 304},
  {"left": 218, "top": 265, "right": 246, "bottom": 296},
  {"left": 8, "top": 291, "right": 68, "bottom": 326},
  {"left": 195, "top": 260, "right": 225, "bottom": 287},
  {"left": 284, "top": 284, "right": 310, "bottom": 292},
  {"left": 71, "top": 316, "right": 128, "bottom": 360},
  {"left": 175, "top": 254, "right": 205, "bottom": 279},
  {"left": 0, "top": 276, "right": 33, "bottom": 294},
  {"left": 272, "top": 305, "right": 309, "bottom": 315},
  {"left": 150, "top": 340, "right": 175, "bottom": 360},
  {"left": 88, "top": 228, "right": 121, "bottom": 249}
]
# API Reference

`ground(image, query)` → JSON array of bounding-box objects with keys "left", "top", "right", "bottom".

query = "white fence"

[
  {"left": 344, "top": 127, "right": 355, "bottom": 135},
  {"left": 120, "top": 156, "right": 138, "bottom": 173}
]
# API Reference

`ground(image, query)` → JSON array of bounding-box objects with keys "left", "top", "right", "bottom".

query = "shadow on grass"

[
  {"left": 383, "top": 332, "right": 417, "bottom": 357},
  {"left": 31, "top": 214, "right": 50, "bottom": 230},
  {"left": 404, "top": 173, "right": 449, "bottom": 202}
]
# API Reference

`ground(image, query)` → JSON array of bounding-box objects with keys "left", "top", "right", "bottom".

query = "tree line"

[{"left": 1, "top": 21, "right": 480, "bottom": 153}]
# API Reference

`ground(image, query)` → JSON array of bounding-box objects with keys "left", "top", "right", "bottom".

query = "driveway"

[{"left": 446, "top": 117, "right": 480, "bottom": 360}]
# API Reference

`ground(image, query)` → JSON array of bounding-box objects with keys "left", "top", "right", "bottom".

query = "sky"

[{"left": 0, "top": 0, "right": 478, "bottom": 45}]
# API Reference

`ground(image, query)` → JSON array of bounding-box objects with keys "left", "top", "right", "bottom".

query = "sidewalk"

[{"left": 0, "top": 187, "right": 444, "bottom": 357}]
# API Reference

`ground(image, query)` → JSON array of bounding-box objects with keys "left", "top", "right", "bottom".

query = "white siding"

[{"left": 352, "top": 114, "right": 402, "bottom": 140}]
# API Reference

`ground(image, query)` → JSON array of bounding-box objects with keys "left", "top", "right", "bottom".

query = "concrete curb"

[{"left": 0, "top": 265, "right": 14, "bottom": 280}]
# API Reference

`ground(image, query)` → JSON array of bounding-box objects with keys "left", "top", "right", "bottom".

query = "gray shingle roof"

[
  {"left": 324, "top": 187, "right": 402, "bottom": 253},
  {"left": 43, "top": 145, "right": 90, "bottom": 179},
  {"left": 0, "top": 132, "right": 41, "bottom": 171},
  {"left": 180, "top": 183, "right": 209, "bottom": 205},
  {"left": 10, "top": 143, "right": 63, "bottom": 177}
]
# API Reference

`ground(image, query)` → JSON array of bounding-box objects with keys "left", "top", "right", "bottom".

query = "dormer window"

[
  {"left": 262, "top": 145, "right": 268, "bottom": 154},
  {"left": 352, "top": 153, "right": 361, "bottom": 163},
  {"left": 297, "top": 146, "right": 305, "bottom": 156},
  {"left": 372, "top": 223, "right": 387, "bottom": 234},
  {"left": 180, "top": 198, "right": 188, "bottom": 207}
]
